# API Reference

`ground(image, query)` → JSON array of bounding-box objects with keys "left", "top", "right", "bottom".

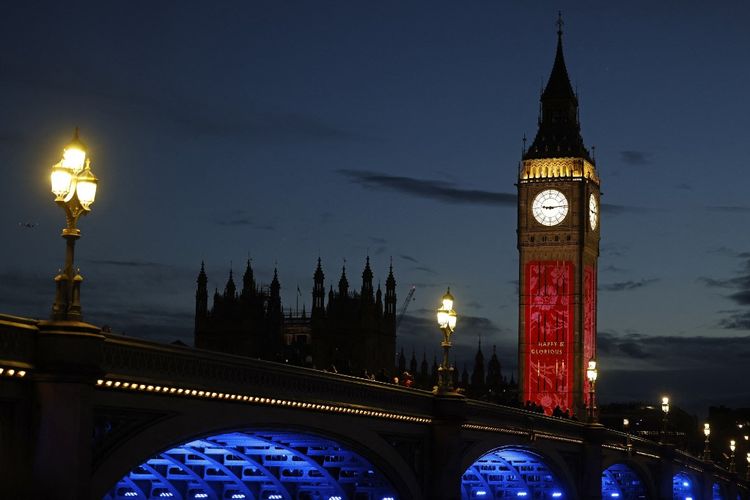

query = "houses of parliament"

[
  {"left": 193, "top": 257, "right": 514, "bottom": 399},
  {"left": 194, "top": 257, "right": 397, "bottom": 375}
]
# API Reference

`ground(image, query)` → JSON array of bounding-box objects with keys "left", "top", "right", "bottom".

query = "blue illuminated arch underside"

[
  {"left": 601, "top": 463, "right": 646, "bottom": 499},
  {"left": 104, "top": 430, "right": 398, "bottom": 500},
  {"left": 673, "top": 472, "right": 695, "bottom": 500},
  {"left": 461, "top": 448, "right": 565, "bottom": 499}
]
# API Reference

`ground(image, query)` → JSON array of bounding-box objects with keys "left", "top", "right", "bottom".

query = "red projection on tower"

[{"left": 524, "top": 261, "right": 574, "bottom": 412}]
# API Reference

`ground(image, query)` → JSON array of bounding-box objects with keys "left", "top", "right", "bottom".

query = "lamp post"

[
  {"left": 586, "top": 358, "right": 598, "bottom": 423},
  {"left": 623, "top": 418, "right": 632, "bottom": 452},
  {"left": 729, "top": 440, "right": 736, "bottom": 473},
  {"left": 660, "top": 396, "right": 670, "bottom": 443},
  {"left": 435, "top": 288, "right": 457, "bottom": 394},
  {"left": 702, "top": 423, "right": 711, "bottom": 462},
  {"left": 746, "top": 452, "right": 749, "bottom": 481},
  {"left": 49, "top": 128, "right": 98, "bottom": 322}
]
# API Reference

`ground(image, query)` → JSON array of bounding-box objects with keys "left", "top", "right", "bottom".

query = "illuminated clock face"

[
  {"left": 589, "top": 193, "right": 598, "bottom": 230},
  {"left": 532, "top": 189, "right": 568, "bottom": 226}
]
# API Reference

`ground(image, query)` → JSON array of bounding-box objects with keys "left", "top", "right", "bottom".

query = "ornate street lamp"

[
  {"left": 660, "top": 396, "right": 670, "bottom": 443},
  {"left": 746, "top": 452, "right": 750, "bottom": 481},
  {"left": 49, "top": 128, "right": 98, "bottom": 321},
  {"left": 623, "top": 418, "right": 632, "bottom": 452},
  {"left": 435, "top": 288, "right": 457, "bottom": 394},
  {"left": 729, "top": 440, "right": 736, "bottom": 473},
  {"left": 586, "top": 358, "right": 598, "bottom": 423},
  {"left": 702, "top": 423, "right": 712, "bottom": 462}
]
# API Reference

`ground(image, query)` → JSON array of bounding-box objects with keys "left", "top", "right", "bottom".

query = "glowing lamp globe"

[
  {"left": 730, "top": 440, "right": 736, "bottom": 453},
  {"left": 436, "top": 288, "right": 457, "bottom": 331},
  {"left": 61, "top": 129, "right": 87, "bottom": 172},
  {"left": 661, "top": 396, "right": 669, "bottom": 414},
  {"left": 50, "top": 163, "right": 73, "bottom": 199},
  {"left": 704, "top": 423, "right": 710, "bottom": 437},
  {"left": 76, "top": 162, "right": 98, "bottom": 210},
  {"left": 586, "top": 358, "right": 598, "bottom": 382}
]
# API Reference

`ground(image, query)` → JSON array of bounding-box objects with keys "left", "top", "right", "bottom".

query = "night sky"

[{"left": 1, "top": 1, "right": 749, "bottom": 415}]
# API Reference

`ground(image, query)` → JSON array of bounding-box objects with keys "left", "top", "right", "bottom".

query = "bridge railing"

[{"left": 100, "top": 332, "right": 436, "bottom": 418}]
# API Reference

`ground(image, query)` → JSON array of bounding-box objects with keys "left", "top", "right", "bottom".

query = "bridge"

[{"left": 0, "top": 313, "right": 747, "bottom": 500}]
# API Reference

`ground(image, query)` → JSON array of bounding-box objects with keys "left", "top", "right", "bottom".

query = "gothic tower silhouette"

[
  {"left": 195, "top": 257, "right": 397, "bottom": 375},
  {"left": 517, "top": 16, "right": 600, "bottom": 416}
]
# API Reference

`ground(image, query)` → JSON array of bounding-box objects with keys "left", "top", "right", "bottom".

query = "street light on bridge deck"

[
  {"left": 729, "top": 439, "right": 736, "bottom": 473},
  {"left": 703, "top": 423, "right": 712, "bottom": 462},
  {"left": 49, "top": 128, "right": 99, "bottom": 321},
  {"left": 435, "top": 288, "right": 457, "bottom": 395},
  {"left": 586, "top": 358, "right": 598, "bottom": 424},
  {"left": 660, "top": 396, "right": 670, "bottom": 443}
]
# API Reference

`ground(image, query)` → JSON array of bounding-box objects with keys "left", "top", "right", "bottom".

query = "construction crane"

[{"left": 396, "top": 286, "right": 416, "bottom": 333}]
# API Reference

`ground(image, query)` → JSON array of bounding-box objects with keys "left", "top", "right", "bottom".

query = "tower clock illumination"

[
  {"left": 589, "top": 194, "right": 598, "bottom": 230},
  {"left": 516, "top": 16, "right": 600, "bottom": 417},
  {"left": 532, "top": 189, "right": 568, "bottom": 226}
]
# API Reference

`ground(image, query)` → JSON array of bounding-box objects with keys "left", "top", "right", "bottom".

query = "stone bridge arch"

[
  {"left": 92, "top": 400, "right": 423, "bottom": 499},
  {"left": 601, "top": 455, "right": 657, "bottom": 500},
  {"left": 460, "top": 439, "right": 578, "bottom": 499}
]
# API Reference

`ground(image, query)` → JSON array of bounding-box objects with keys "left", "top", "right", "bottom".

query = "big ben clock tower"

[{"left": 517, "top": 19, "right": 599, "bottom": 416}]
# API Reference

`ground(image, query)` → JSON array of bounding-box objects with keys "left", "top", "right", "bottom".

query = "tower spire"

[{"left": 524, "top": 14, "right": 592, "bottom": 163}]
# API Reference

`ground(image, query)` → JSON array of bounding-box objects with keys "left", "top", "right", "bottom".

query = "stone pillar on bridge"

[
  {"left": 657, "top": 444, "right": 677, "bottom": 500},
  {"left": 581, "top": 424, "right": 604, "bottom": 500},
  {"left": 31, "top": 321, "right": 103, "bottom": 500},
  {"left": 700, "top": 465, "right": 714, "bottom": 500},
  {"left": 429, "top": 394, "right": 466, "bottom": 500}
]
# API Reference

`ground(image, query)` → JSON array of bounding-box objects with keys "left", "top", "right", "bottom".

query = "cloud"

[
  {"left": 706, "top": 206, "right": 750, "bottom": 213},
  {"left": 600, "top": 278, "right": 659, "bottom": 292},
  {"left": 598, "top": 330, "right": 750, "bottom": 368},
  {"left": 699, "top": 254, "right": 750, "bottom": 329},
  {"left": 719, "top": 311, "right": 750, "bottom": 330},
  {"left": 214, "top": 210, "right": 276, "bottom": 230},
  {"left": 217, "top": 218, "right": 276, "bottom": 230},
  {"left": 620, "top": 150, "right": 651, "bottom": 166},
  {"left": 675, "top": 182, "right": 692, "bottom": 191},
  {"left": 601, "top": 264, "right": 627, "bottom": 273},
  {"left": 338, "top": 169, "right": 517, "bottom": 206},
  {"left": 338, "top": 170, "right": 648, "bottom": 215},
  {"left": 399, "top": 254, "right": 419, "bottom": 263},
  {"left": 412, "top": 266, "right": 436, "bottom": 274}
]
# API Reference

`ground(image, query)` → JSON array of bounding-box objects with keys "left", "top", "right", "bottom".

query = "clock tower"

[{"left": 517, "top": 20, "right": 600, "bottom": 416}]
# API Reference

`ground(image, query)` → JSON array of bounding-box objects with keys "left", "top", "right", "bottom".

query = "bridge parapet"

[{"left": 101, "top": 333, "right": 435, "bottom": 418}]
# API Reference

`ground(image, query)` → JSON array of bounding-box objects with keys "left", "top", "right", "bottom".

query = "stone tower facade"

[{"left": 517, "top": 21, "right": 600, "bottom": 416}]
